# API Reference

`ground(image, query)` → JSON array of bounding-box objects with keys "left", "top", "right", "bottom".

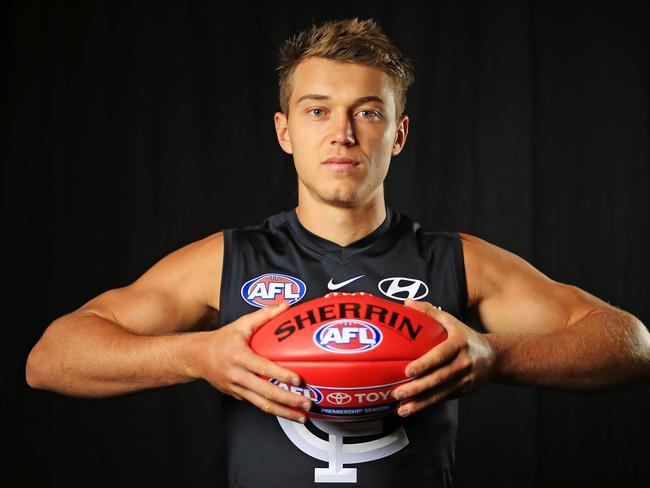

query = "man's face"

[{"left": 274, "top": 57, "right": 408, "bottom": 208}]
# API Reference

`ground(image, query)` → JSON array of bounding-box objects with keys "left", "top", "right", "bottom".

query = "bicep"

[
  {"left": 74, "top": 232, "right": 224, "bottom": 336},
  {"left": 461, "top": 232, "right": 612, "bottom": 335}
]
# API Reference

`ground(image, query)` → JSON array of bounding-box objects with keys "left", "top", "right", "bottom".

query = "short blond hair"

[{"left": 276, "top": 17, "right": 415, "bottom": 121}]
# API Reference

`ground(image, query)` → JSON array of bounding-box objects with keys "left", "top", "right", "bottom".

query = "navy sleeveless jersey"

[{"left": 217, "top": 206, "right": 468, "bottom": 488}]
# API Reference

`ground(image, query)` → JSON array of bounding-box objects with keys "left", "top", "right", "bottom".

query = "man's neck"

[{"left": 295, "top": 195, "right": 387, "bottom": 247}]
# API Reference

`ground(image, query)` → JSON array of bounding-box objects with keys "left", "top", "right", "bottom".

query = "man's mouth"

[{"left": 322, "top": 156, "right": 361, "bottom": 170}]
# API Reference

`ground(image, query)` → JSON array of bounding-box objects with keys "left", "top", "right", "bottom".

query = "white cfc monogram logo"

[{"left": 277, "top": 417, "right": 409, "bottom": 483}]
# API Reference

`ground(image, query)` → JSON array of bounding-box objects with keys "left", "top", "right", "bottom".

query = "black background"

[{"left": 6, "top": 1, "right": 649, "bottom": 487}]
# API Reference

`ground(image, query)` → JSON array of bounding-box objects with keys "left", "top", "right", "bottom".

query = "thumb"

[
  {"left": 404, "top": 298, "right": 431, "bottom": 314},
  {"left": 404, "top": 298, "right": 447, "bottom": 325},
  {"left": 240, "top": 301, "right": 291, "bottom": 335}
]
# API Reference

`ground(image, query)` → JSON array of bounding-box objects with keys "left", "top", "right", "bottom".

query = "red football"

[{"left": 250, "top": 292, "right": 447, "bottom": 421}]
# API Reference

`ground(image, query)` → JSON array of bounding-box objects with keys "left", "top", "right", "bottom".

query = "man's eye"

[
  {"left": 359, "top": 110, "right": 381, "bottom": 119},
  {"left": 309, "top": 108, "right": 325, "bottom": 117}
]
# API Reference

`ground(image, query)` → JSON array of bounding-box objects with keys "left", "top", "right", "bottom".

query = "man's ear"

[
  {"left": 274, "top": 112, "right": 293, "bottom": 155},
  {"left": 391, "top": 115, "right": 409, "bottom": 156}
]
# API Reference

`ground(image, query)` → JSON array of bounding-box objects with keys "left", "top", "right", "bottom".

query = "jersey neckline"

[{"left": 283, "top": 206, "right": 398, "bottom": 261}]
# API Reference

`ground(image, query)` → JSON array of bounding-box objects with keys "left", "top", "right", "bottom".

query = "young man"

[{"left": 26, "top": 17, "right": 649, "bottom": 487}]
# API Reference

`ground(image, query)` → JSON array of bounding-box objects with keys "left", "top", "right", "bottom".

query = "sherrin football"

[{"left": 250, "top": 292, "right": 447, "bottom": 421}]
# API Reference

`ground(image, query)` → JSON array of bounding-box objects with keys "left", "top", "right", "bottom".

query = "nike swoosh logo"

[{"left": 327, "top": 275, "right": 365, "bottom": 290}]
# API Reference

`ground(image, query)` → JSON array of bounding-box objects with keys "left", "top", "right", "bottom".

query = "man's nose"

[{"left": 330, "top": 111, "right": 356, "bottom": 145}]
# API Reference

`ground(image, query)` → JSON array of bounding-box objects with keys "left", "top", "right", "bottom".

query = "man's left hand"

[{"left": 391, "top": 299, "right": 498, "bottom": 417}]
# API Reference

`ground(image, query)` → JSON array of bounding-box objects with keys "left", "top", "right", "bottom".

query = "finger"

[
  {"left": 397, "top": 373, "right": 469, "bottom": 417},
  {"left": 240, "top": 301, "right": 291, "bottom": 335},
  {"left": 392, "top": 357, "right": 466, "bottom": 400},
  {"left": 243, "top": 349, "right": 303, "bottom": 387},
  {"left": 230, "top": 383, "right": 307, "bottom": 423},
  {"left": 238, "top": 370, "right": 313, "bottom": 411},
  {"left": 403, "top": 339, "right": 459, "bottom": 378}
]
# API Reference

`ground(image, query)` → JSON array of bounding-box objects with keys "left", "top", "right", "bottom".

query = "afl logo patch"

[
  {"left": 241, "top": 273, "right": 306, "bottom": 308},
  {"left": 314, "top": 319, "right": 382, "bottom": 353}
]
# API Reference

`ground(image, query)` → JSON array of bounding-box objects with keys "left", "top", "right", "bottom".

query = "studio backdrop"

[{"left": 6, "top": 1, "right": 649, "bottom": 487}]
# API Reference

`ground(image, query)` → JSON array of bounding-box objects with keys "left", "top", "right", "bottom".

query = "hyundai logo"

[{"left": 378, "top": 277, "right": 429, "bottom": 301}]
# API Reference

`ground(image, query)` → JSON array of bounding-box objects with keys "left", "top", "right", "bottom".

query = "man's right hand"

[{"left": 187, "top": 301, "right": 312, "bottom": 423}]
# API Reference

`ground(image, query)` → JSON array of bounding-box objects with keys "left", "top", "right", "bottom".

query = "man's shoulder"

[
  {"left": 390, "top": 208, "right": 463, "bottom": 243},
  {"left": 223, "top": 209, "right": 289, "bottom": 234},
  {"left": 218, "top": 210, "right": 295, "bottom": 256}
]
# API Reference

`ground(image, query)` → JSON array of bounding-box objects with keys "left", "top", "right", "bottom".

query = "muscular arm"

[
  {"left": 393, "top": 232, "right": 650, "bottom": 416},
  {"left": 26, "top": 313, "right": 208, "bottom": 397},
  {"left": 26, "top": 231, "right": 311, "bottom": 422},
  {"left": 487, "top": 308, "right": 650, "bottom": 391},
  {"left": 461, "top": 232, "right": 650, "bottom": 391},
  {"left": 25, "top": 232, "right": 224, "bottom": 397}
]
